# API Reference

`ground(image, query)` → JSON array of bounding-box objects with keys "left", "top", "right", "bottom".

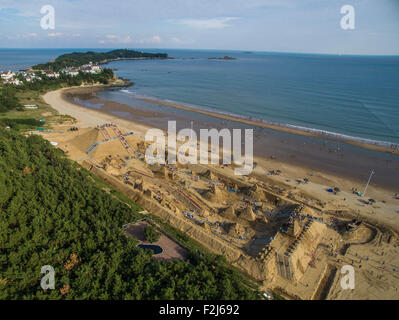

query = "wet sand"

[
  {"left": 60, "top": 87, "right": 399, "bottom": 191},
  {"left": 136, "top": 97, "right": 399, "bottom": 154},
  {"left": 64, "top": 87, "right": 399, "bottom": 155}
]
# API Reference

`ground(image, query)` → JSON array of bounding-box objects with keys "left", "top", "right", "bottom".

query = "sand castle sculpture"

[{"left": 45, "top": 123, "right": 398, "bottom": 300}]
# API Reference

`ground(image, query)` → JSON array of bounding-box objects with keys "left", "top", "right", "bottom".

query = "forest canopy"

[
  {"left": 144, "top": 225, "right": 161, "bottom": 243},
  {"left": 0, "top": 86, "right": 22, "bottom": 113},
  {"left": 0, "top": 128, "right": 258, "bottom": 299},
  {"left": 32, "top": 49, "right": 168, "bottom": 71}
]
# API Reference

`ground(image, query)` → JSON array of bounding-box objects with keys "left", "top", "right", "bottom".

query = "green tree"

[{"left": 144, "top": 225, "right": 161, "bottom": 243}]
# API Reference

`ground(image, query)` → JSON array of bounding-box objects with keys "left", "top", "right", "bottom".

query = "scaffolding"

[
  {"left": 111, "top": 126, "right": 135, "bottom": 156},
  {"left": 99, "top": 126, "right": 111, "bottom": 140}
]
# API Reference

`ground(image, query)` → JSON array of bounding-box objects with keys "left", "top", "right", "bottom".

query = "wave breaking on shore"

[{"left": 118, "top": 89, "right": 399, "bottom": 152}]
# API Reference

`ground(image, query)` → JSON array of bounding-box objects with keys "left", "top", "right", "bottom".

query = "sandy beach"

[
  {"left": 41, "top": 87, "right": 399, "bottom": 300},
  {"left": 57, "top": 87, "right": 399, "bottom": 191},
  {"left": 43, "top": 87, "right": 152, "bottom": 137},
  {"left": 60, "top": 87, "right": 399, "bottom": 155},
  {"left": 42, "top": 87, "right": 399, "bottom": 230}
]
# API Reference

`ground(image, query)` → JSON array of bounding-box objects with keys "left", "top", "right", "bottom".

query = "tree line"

[
  {"left": 21, "top": 68, "right": 115, "bottom": 92},
  {"left": 32, "top": 49, "right": 168, "bottom": 72},
  {"left": 0, "top": 86, "right": 22, "bottom": 113}
]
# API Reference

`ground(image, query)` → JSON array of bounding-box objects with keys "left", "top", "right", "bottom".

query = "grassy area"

[
  {"left": 0, "top": 87, "right": 75, "bottom": 131},
  {"left": 0, "top": 67, "right": 115, "bottom": 131}
]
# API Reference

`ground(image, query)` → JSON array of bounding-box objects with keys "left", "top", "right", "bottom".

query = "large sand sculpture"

[{"left": 40, "top": 120, "right": 399, "bottom": 300}]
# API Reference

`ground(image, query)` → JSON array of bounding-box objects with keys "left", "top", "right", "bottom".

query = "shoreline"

[
  {"left": 65, "top": 84, "right": 399, "bottom": 155},
  {"left": 43, "top": 86, "right": 399, "bottom": 192},
  {"left": 41, "top": 86, "right": 399, "bottom": 236},
  {"left": 43, "top": 86, "right": 152, "bottom": 137},
  {"left": 132, "top": 96, "right": 399, "bottom": 155},
  {"left": 99, "top": 56, "right": 170, "bottom": 66}
]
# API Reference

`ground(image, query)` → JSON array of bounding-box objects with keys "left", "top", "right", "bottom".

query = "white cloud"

[
  {"left": 177, "top": 17, "right": 239, "bottom": 29},
  {"left": 48, "top": 32, "right": 62, "bottom": 37},
  {"left": 99, "top": 34, "right": 133, "bottom": 44},
  {"left": 138, "top": 35, "right": 162, "bottom": 44},
  {"left": 171, "top": 37, "right": 182, "bottom": 43},
  {"left": 72, "top": 33, "right": 80, "bottom": 37},
  {"left": 6, "top": 33, "right": 39, "bottom": 40},
  {"left": 151, "top": 35, "right": 161, "bottom": 43}
]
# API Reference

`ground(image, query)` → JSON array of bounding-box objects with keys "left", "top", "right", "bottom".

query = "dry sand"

[
  {"left": 42, "top": 88, "right": 399, "bottom": 232},
  {"left": 43, "top": 88, "right": 151, "bottom": 136},
  {"left": 41, "top": 87, "right": 399, "bottom": 300}
]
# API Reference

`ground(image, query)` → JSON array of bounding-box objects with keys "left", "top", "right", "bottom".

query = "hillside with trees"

[
  {"left": 22, "top": 68, "right": 115, "bottom": 92},
  {"left": 0, "top": 86, "right": 22, "bottom": 113},
  {"left": 0, "top": 68, "right": 114, "bottom": 115},
  {"left": 0, "top": 128, "right": 258, "bottom": 299},
  {"left": 32, "top": 49, "right": 168, "bottom": 71}
]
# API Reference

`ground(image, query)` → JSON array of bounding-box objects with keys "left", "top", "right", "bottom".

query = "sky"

[{"left": 0, "top": 0, "right": 398, "bottom": 55}]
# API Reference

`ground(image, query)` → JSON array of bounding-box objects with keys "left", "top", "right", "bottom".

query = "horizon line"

[{"left": 1, "top": 47, "right": 399, "bottom": 57}]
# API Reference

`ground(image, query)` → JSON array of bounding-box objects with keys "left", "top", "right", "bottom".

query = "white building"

[
  {"left": 91, "top": 65, "right": 102, "bottom": 73},
  {"left": 11, "top": 79, "right": 22, "bottom": 85},
  {"left": 67, "top": 71, "right": 79, "bottom": 77},
  {"left": 46, "top": 72, "right": 60, "bottom": 78},
  {"left": 3, "top": 78, "right": 22, "bottom": 86},
  {"left": 1, "top": 71, "right": 15, "bottom": 80}
]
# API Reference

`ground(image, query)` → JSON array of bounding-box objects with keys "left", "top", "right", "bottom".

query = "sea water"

[
  {"left": 1, "top": 48, "right": 399, "bottom": 145},
  {"left": 98, "top": 49, "right": 399, "bottom": 145}
]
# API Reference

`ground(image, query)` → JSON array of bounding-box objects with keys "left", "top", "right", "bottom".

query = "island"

[
  {"left": 208, "top": 56, "right": 236, "bottom": 60},
  {"left": 32, "top": 49, "right": 169, "bottom": 72}
]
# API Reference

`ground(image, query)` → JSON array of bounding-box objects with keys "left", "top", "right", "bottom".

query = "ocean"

[
  {"left": 0, "top": 48, "right": 105, "bottom": 72},
  {"left": 98, "top": 49, "right": 399, "bottom": 146},
  {"left": 1, "top": 48, "right": 399, "bottom": 145},
  {"left": 2, "top": 48, "right": 398, "bottom": 188}
]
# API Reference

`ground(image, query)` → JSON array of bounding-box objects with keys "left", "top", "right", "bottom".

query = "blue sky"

[{"left": 0, "top": 0, "right": 398, "bottom": 54}]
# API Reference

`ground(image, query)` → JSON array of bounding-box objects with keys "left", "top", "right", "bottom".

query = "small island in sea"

[{"left": 208, "top": 55, "right": 236, "bottom": 60}]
